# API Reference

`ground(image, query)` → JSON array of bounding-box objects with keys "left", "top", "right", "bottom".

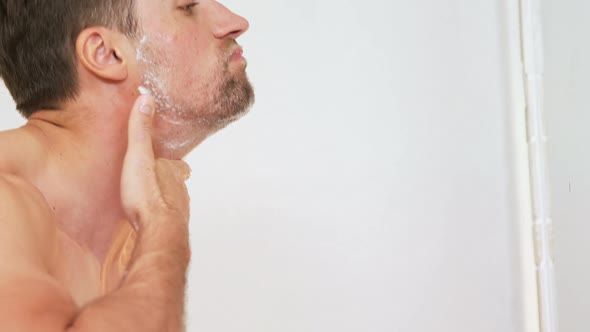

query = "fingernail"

[{"left": 139, "top": 95, "right": 153, "bottom": 115}]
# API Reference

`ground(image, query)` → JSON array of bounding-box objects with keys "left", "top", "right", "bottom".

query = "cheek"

[
  {"left": 151, "top": 33, "right": 223, "bottom": 100},
  {"left": 173, "top": 31, "right": 220, "bottom": 71},
  {"left": 162, "top": 61, "right": 213, "bottom": 109},
  {"left": 168, "top": 49, "right": 220, "bottom": 90}
]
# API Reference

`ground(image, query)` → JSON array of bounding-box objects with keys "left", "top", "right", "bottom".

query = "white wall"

[
  {"left": 542, "top": 0, "right": 590, "bottom": 331},
  {"left": 0, "top": 1, "right": 532, "bottom": 331}
]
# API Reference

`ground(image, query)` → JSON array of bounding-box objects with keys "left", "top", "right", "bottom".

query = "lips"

[{"left": 230, "top": 47, "right": 245, "bottom": 62}]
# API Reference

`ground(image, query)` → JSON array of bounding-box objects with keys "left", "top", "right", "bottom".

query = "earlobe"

[{"left": 76, "top": 28, "right": 128, "bottom": 82}]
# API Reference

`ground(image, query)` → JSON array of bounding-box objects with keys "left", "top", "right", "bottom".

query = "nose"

[{"left": 210, "top": 2, "right": 250, "bottom": 40}]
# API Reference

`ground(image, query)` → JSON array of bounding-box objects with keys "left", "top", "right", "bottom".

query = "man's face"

[{"left": 134, "top": 0, "right": 254, "bottom": 134}]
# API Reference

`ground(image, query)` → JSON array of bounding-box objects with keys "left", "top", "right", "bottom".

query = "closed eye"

[{"left": 180, "top": 2, "right": 199, "bottom": 12}]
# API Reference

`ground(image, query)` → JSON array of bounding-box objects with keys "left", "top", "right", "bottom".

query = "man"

[{"left": 0, "top": 0, "right": 253, "bottom": 330}]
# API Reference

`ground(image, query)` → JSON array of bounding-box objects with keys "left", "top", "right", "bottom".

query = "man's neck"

[
  {"left": 26, "top": 107, "right": 131, "bottom": 262},
  {"left": 23, "top": 93, "right": 211, "bottom": 262}
]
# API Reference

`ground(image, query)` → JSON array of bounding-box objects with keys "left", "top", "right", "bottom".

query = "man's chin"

[
  {"left": 209, "top": 75, "right": 255, "bottom": 130},
  {"left": 208, "top": 105, "right": 253, "bottom": 134}
]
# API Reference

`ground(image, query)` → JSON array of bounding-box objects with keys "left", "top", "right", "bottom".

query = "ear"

[{"left": 76, "top": 27, "right": 128, "bottom": 82}]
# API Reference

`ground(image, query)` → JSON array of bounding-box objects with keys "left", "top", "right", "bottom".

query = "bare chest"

[{"left": 51, "top": 226, "right": 136, "bottom": 307}]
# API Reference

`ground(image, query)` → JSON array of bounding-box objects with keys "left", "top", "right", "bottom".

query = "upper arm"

[{"left": 0, "top": 173, "right": 77, "bottom": 332}]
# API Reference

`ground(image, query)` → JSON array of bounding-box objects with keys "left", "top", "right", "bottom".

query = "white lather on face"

[{"left": 135, "top": 34, "right": 202, "bottom": 153}]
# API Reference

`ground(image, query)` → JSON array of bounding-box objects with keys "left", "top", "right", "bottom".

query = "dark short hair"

[{"left": 0, "top": 0, "right": 140, "bottom": 118}]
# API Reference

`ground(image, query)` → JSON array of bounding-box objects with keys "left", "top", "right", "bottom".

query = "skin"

[
  {"left": 135, "top": 0, "right": 253, "bottom": 158},
  {"left": 0, "top": 0, "right": 251, "bottom": 331}
]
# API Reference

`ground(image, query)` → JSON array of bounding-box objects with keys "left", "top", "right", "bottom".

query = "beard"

[
  {"left": 206, "top": 59, "right": 255, "bottom": 131},
  {"left": 137, "top": 37, "right": 255, "bottom": 132}
]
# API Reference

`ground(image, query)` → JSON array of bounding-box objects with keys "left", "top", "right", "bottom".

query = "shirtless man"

[{"left": 0, "top": 0, "right": 253, "bottom": 331}]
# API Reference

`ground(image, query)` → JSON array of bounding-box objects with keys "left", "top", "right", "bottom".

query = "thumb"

[
  {"left": 126, "top": 94, "right": 156, "bottom": 162},
  {"left": 121, "top": 93, "right": 157, "bottom": 224}
]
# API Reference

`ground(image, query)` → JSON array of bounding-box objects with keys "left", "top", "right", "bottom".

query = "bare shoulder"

[
  {"left": 0, "top": 128, "right": 56, "bottom": 253},
  {"left": 0, "top": 172, "right": 77, "bottom": 330},
  {"left": 0, "top": 129, "right": 16, "bottom": 171},
  {"left": 0, "top": 127, "right": 46, "bottom": 175},
  {"left": 0, "top": 172, "right": 57, "bottom": 269}
]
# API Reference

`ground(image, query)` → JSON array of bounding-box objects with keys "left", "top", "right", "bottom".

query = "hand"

[{"left": 120, "top": 94, "right": 192, "bottom": 232}]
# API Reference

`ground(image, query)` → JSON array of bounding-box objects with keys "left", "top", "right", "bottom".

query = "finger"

[
  {"left": 121, "top": 94, "right": 157, "bottom": 218},
  {"left": 126, "top": 94, "right": 156, "bottom": 163},
  {"left": 173, "top": 160, "right": 192, "bottom": 181},
  {"left": 156, "top": 159, "right": 192, "bottom": 181}
]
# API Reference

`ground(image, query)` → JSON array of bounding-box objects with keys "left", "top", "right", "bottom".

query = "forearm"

[{"left": 67, "top": 223, "right": 190, "bottom": 332}]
